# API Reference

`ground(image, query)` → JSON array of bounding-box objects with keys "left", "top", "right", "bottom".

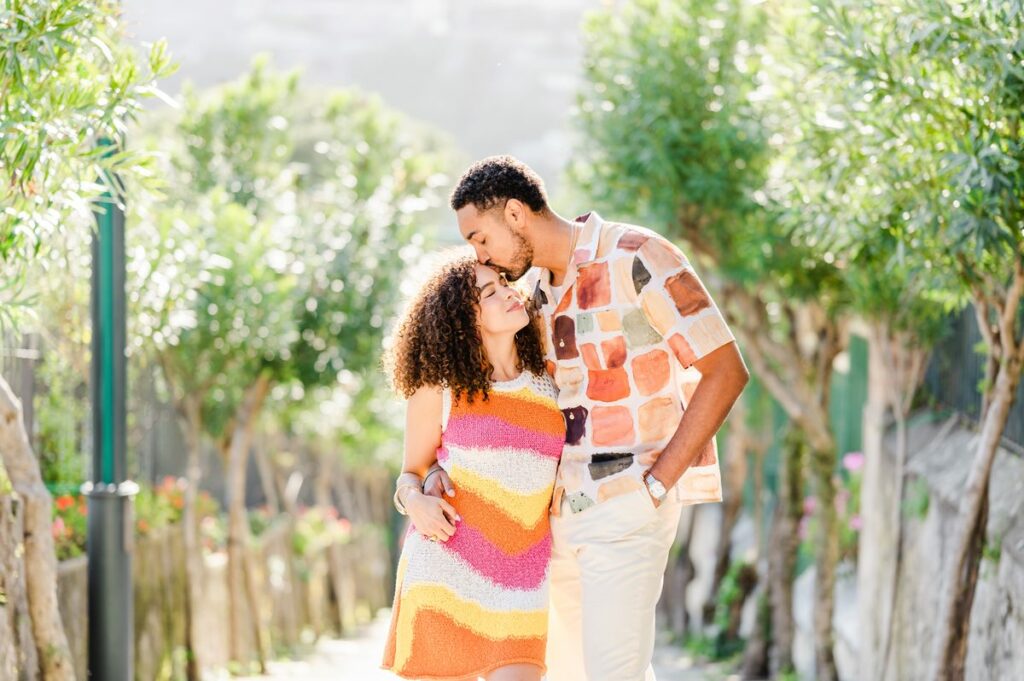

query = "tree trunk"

[
  {"left": 330, "top": 461, "right": 363, "bottom": 626},
  {"left": 253, "top": 439, "right": 281, "bottom": 514},
  {"left": 768, "top": 428, "right": 804, "bottom": 677},
  {"left": 715, "top": 291, "right": 845, "bottom": 676},
  {"left": 333, "top": 464, "right": 357, "bottom": 520},
  {"left": 315, "top": 449, "right": 350, "bottom": 633},
  {"left": 740, "top": 590, "right": 771, "bottom": 680},
  {"left": 740, "top": 420, "right": 771, "bottom": 679},
  {"left": 675, "top": 508, "right": 697, "bottom": 635},
  {"left": 704, "top": 394, "right": 749, "bottom": 623},
  {"left": 178, "top": 397, "right": 204, "bottom": 681},
  {"left": 1, "top": 473, "right": 41, "bottom": 680},
  {"left": 0, "top": 374, "right": 76, "bottom": 681},
  {"left": 858, "top": 325, "right": 893, "bottom": 680},
  {"left": 930, "top": 351, "right": 1022, "bottom": 681},
  {"left": 224, "top": 374, "right": 271, "bottom": 672},
  {"left": 724, "top": 563, "right": 758, "bottom": 641},
  {"left": 878, "top": 412, "right": 909, "bottom": 681},
  {"left": 809, "top": 439, "right": 840, "bottom": 681},
  {"left": 858, "top": 320, "right": 933, "bottom": 681}
]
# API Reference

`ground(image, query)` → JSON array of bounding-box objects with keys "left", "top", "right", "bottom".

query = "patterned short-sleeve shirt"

[{"left": 528, "top": 212, "right": 735, "bottom": 515}]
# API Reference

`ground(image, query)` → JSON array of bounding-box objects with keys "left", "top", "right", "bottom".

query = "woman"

[{"left": 381, "top": 254, "right": 564, "bottom": 681}]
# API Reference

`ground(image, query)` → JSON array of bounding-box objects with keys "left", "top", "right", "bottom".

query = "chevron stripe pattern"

[{"left": 383, "top": 371, "right": 564, "bottom": 679}]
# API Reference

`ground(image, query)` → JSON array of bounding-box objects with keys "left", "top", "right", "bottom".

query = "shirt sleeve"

[{"left": 633, "top": 235, "right": 735, "bottom": 369}]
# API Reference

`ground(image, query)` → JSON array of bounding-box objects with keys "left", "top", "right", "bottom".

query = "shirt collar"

[
  {"left": 533, "top": 211, "right": 605, "bottom": 311},
  {"left": 571, "top": 211, "right": 604, "bottom": 266}
]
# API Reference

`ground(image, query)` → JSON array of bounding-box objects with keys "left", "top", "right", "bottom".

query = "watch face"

[{"left": 645, "top": 474, "right": 667, "bottom": 499}]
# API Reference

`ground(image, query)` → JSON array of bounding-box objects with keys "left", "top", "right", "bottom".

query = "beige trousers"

[{"left": 545, "top": 488, "right": 684, "bottom": 681}]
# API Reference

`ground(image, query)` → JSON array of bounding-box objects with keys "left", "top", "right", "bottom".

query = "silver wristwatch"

[{"left": 643, "top": 470, "right": 668, "bottom": 502}]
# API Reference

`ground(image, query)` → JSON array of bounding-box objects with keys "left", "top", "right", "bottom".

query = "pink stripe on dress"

[
  {"left": 439, "top": 525, "right": 552, "bottom": 590},
  {"left": 444, "top": 415, "right": 565, "bottom": 457}
]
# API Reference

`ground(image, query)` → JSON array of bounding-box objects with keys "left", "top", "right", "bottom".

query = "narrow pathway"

[{"left": 235, "top": 611, "right": 735, "bottom": 681}]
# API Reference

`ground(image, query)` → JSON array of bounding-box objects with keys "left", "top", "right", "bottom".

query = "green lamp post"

[{"left": 84, "top": 138, "right": 138, "bottom": 680}]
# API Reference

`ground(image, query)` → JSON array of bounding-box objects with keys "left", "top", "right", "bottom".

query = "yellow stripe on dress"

[{"left": 449, "top": 464, "right": 554, "bottom": 528}]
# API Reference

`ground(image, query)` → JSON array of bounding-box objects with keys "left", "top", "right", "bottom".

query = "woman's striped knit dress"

[{"left": 382, "top": 371, "right": 564, "bottom": 679}]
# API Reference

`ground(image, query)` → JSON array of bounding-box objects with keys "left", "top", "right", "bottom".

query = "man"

[{"left": 432, "top": 155, "right": 748, "bottom": 681}]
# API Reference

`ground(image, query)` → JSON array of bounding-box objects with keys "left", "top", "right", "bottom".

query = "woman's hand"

[
  {"left": 423, "top": 467, "right": 455, "bottom": 498},
  {"left": 404, "top": 488, "right": 460, "bottom": 542}
]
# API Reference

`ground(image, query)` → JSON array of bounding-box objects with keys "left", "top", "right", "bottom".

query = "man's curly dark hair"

[
  {"left": 450, "top": 155, "right": 549, "bottom": 213},
  {"left": 383, "top": 254, "right": 547, "bottom": 403}
]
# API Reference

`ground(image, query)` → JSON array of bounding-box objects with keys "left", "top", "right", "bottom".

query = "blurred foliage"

[
  {"left": 130, "top": 58, "right": 451, "bottom": 459},
  {"left": 0, "top": 0, "right": 175, "bottom": 326},
  {"left": 572, "top": 0, "right": 849, "bottom": 360},
  {"left": 49, "top": 477, "right": 219, "bottom": 560},
  {"left": 291, "top": 505, "right": 352, "bottom": 557},
  {"left": 755, "top": 1, "right": 954, "bottom": 346},
  {"left": 806, "top": 0, "right": 1024, "bottom": 287},
  {"left": 572, "top": 0, "right": 1021, "bottom": 453},
  {"left": 571, "top": 0, "right": 767, "bottom": 239},
  {"left": 51, "top": 492, "right": 87, "bottom": 561},
  {"left": 134, "top": 475, "right": 186, "bottom": 535},
  {"left": 34, "top": 347, "right": 88, "bottom": 488},
  {"left": 798, "top": 452, "right": 863, "bottom": 569}
]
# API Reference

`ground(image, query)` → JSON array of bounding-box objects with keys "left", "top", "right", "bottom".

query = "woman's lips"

[{"left": 507, "top": 300, "right": 524, "bottom": 312}]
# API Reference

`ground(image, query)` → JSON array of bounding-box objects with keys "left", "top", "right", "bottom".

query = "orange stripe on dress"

[
  {"left": 449, "top": 485, "right": 552, "bottom": 556},
  {"left": 451, "top": 391, "right": 564, "bottom": 436},
  {"left": 395, "top": 608, "right": 545, "bottom": 679}
]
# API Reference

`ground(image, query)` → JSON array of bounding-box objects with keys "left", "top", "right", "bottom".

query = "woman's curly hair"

[{"left": 383, "top": 254, "right": 546, "bottom": 403}]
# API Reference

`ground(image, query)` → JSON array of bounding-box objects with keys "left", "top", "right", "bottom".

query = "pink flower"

[
  {"left": 843, "top": 452, "right": 865, "bottom": 472},
  {"left": 803, "top": 496, "right": 817, "bottom": 516},
  {"left": 52, "top": 517, "right": 66, "bottom": 539},
  {"left": 850, "top": 515, "right": 863, "bottom": 531}
]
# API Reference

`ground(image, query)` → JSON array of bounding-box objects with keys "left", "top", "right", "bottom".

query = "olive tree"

[{"left": 1, "top": 2, "right": 172, "bottom": 678}]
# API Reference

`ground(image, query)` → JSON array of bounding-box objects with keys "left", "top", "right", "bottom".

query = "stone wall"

[
  {"left": 887, "top": 415, "right": 1024, "bottom": 681},
  {"left": 795, "top": 413, "right": 1024, "bottom": 680}
]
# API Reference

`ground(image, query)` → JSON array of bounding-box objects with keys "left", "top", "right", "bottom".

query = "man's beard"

[{"left": 498, "top": 227, "right": 533, "bottom": 282}]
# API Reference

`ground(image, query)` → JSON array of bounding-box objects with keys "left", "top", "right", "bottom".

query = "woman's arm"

[
  {"left": 396, "top": 386, "right": 459, "bottom": 541},
  {"left": 402, "top": 385, "right": 443, "bottom": 477}
]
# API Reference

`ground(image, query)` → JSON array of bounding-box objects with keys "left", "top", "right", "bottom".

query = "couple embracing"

[{"left": 382, "top": 156, "right": 748, "bottom": 681}]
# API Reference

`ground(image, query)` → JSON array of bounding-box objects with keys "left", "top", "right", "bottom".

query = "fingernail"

[
  {"left": 447, "top": 490, "right": 455, "bottom": 497},
  {"left": 456, "top": 515, "right": 462, "bottom": 521}
]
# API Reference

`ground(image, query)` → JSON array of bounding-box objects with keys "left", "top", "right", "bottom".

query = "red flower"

[{"left": 55, "top": 495, "right": 75, "bottom": 511}]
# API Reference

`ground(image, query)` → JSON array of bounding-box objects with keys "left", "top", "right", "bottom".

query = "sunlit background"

[{"left": 2, "top": 1, "right": 1023, "bottom": 681}]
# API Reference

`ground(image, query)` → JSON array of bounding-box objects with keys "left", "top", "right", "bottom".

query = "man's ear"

[{"left": 504, "top": 199, "right": 527, "bottom": 231}]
